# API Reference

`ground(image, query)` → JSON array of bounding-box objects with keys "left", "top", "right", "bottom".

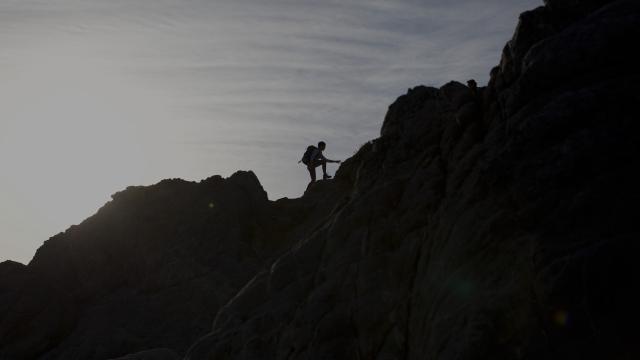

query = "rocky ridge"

[{"left": 1, "top": 0, "right": 639, "bottom": 359}]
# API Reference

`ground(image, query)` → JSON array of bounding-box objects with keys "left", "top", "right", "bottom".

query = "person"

[{"left": 300, "top": 141, "right": 341, "bottom": 182}]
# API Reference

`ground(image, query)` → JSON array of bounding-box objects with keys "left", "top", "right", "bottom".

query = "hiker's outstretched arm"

[{"left": 318, "top": 152, "right": 340, "bottom": 163}]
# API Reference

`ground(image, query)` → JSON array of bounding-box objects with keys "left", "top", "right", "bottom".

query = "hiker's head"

[{"left": 318, "top": 141, "right": 326, "bottom": 150}]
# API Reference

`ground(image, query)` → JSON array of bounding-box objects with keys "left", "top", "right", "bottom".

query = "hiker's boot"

[{"left": 323, "top": 174, "right": 332, "bottom": 180}]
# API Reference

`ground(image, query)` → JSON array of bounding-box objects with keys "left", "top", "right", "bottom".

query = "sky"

[{"left": 0, "top": 0, "right": 540, "bottom": 264}]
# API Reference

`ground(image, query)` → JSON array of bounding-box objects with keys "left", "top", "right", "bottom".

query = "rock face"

[
  {"left": 1, "top": 0, "right": 639, "bottom": 359},
  {"left": 0, "top": 172, "right": 346, "bottom": 360}
]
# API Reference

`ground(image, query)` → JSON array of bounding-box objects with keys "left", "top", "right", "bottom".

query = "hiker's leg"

[
  {"left": 321, "top": 160, "right": 327, "bottom": 175},
  {"left": 307, "top": 165, "right": 316, "bottom": 182}
]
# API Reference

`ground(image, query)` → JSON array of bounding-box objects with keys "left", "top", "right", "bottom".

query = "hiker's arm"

[{"left": 317, "top": 152, "right": 338, "bottom": 163}]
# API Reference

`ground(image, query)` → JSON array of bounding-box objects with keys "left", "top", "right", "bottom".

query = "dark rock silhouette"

[
  {"left": 1, "top": 0, "right": 639, "bottom": 359},
  {"left": 0, "top": 172, "right": 346, "bottom": 359}
]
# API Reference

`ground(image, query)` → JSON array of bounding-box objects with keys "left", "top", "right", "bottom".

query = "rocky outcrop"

[
  {"left": 1, "top": 0, "right": 638, "bottom": 359},
  {"left": 0, "top": 172, "right": 345, "bottom": 359},
  {"left": 185, "top": 1, "right": 639, "bottom": 359}
]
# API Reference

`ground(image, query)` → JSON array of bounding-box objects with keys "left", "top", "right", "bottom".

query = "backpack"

[{"left": 301, "top": 146, "right": 317, "bottom": 165}]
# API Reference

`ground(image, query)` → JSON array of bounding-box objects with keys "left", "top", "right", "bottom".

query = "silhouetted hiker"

[{"left": 299, "top": 141, "right": 341, "bottom": 183}]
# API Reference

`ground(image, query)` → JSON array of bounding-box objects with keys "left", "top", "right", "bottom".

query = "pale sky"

[{"left": 0, "top": 0, "right": 540, "bottom": 264}]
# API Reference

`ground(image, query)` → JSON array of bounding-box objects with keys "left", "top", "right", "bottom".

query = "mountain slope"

[
  {"left": 186, "top": 1, "right": 640, "bottom": 359},
  {"left": 0, "top": 173, "right": 346, "bottom": 359}
]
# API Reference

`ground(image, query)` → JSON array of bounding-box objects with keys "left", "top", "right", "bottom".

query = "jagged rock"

[
  {"left": 1, "top": 0, "right": 639, "bottom": 359},
  {"left": 185, "top": 1, "right": 639, "bottom": 359},
  {"left": 0, "top": 172, "right": 344, "bottom": 359},
  {"left": 544, "top": 0, "right": 615, "bottom": 18}
]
